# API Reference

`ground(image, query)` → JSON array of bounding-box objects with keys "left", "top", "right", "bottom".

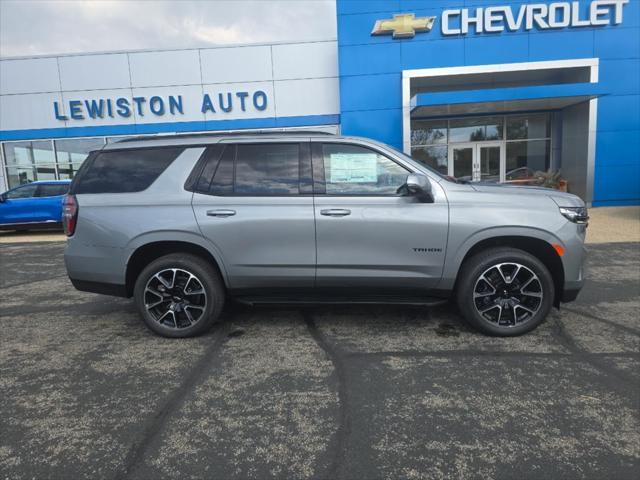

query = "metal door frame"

[
  {"left": 476, "top": 141, "right": 505, "bottom": 183},
  {"left": 448, "top": 141, "right": 505, "bottom": 182}
]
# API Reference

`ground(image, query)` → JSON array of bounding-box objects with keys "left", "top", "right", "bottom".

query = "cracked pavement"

[{"left": 0, "top": 241, "right": 638, "bottom": 479}]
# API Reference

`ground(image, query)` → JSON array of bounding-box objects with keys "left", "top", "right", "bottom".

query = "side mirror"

[
  {"left": 403, "top": 173, "right": 433, "bottom": 202},
  {"left": 0, "top": 194, "right": 5, "bottom": 203}
]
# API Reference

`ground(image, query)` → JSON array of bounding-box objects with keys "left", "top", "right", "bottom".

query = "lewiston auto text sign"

[{"left": 53, "top": 90, "right": 269, "bottom": 122}]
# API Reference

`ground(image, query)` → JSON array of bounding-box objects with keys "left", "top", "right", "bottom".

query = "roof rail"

[{"left": 115, "top": 128, "right": 335, "bottom": 143}]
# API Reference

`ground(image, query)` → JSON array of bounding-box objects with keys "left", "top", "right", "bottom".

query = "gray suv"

[{"left": 63, "top": 132, "right": 587, "bottom": 338}]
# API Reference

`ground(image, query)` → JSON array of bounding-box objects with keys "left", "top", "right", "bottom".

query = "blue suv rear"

[{"left": 0, "top": 180, "right": 71, "bottom": 231}]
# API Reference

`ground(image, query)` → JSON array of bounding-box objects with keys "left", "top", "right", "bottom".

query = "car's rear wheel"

[
  {"left": 456, "top": 247, "right": 554, "bottom": 336},
  {"left": 133, "top": 253, "right": 225, "bottom": 338}
]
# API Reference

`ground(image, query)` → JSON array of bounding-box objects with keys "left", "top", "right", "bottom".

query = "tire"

[
  {"left": 133, "top": 253, "right": 225, "bottom": 338},
  {"left": 456, "top": 247, "right": 554, "bottom": 336}
]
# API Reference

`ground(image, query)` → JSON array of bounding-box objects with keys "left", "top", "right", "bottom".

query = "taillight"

[{"left": 62, "top": 194, "right": 78, "bottom": 236}]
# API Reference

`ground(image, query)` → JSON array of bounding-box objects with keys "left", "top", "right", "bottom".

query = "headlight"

[{"left": 559, "top": 206, "right": 589, "bottom": 224}]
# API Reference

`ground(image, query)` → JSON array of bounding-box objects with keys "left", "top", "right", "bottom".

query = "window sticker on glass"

[{"left": 329, "top": 153, "right": 378, "bottom": 183}]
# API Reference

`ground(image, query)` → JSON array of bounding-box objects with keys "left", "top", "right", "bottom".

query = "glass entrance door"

[
  {"left": 478, "top": 142, "right": 503, "bottom": 182},
  {"left": 449, "top": 143, "right": 475, "bottom": 182},
  {"left": 448, "top": 142, "right": 504, "bottom": 182}
]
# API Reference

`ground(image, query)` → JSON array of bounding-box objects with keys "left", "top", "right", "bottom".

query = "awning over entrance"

[{"left": 410, "top": 82, "right": 606, "bottom": 117}]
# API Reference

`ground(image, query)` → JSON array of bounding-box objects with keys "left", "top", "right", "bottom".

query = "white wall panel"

[
  {"left": 274, "top": 78, "right": 339, "bottom": 118},
  {"left": 272, "top": 42, "right": 337, "bottom": 80},
  {"left": 129, "top": 50, "right": 201, "bottom": 88},
  {"left": 200, "top": 46, "right": 272, "bottom": 84},
  {"left": 59, "top": 54, "right": 130, "bottom": 91},
  {"left": 202, "top": 81, "right": 274, "bottom": 122},
  {"left": 0, "top": 92, "right": 64, "bottom": 130},
  {"left": 0, "top": 58, "right": 60, "bottom": 95},
  {"left": 131, "top": 85, "right": 204, "bottom": 124},
  {"left": 61, "top": 89, "right": 134, "bottom": 127}
]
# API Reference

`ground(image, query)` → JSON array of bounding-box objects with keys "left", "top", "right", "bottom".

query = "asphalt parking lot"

[{"left": 1, "top": 241, "right": 638, "bottom": 479}]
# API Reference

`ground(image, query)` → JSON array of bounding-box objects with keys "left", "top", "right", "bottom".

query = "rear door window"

[
  {"left": 73, "top": 147, "right": 184, "bottom": 194},
  {"left": 195, "top": 143, "right": 303, "bottom": 196},
  {"left": 235, "top": 143, "right": 300, "bottom": 195},
  {"left": 37, "top": 184, "right": 69, "bottom": 197}
]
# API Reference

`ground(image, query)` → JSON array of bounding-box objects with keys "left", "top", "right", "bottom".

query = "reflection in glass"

[
  {"left": 5, "top": 183, "right": 38, "bottom": 199},
  {"left": 506, "top": 140, "right": 550, "bottom": 174},
  {"left": 56, "top": 163, "right": 85, "bottom": 180},
  {"left": 411, "top": 120, "right": 447, "bottom": 145},
  {"left": 452, "top": 147, "right": 473, "bottom": 180},
  {"left": 55, "top": 138, "right": 105, "bottom": 180},
  {"left": 484, "top": 117, "right": 504, "bottom": 140},
  {"left": 449, "top": 117, "right": 503, "bottom": 142},
  {"left": 411, "top": 146, "right": 448, "bottom": 174},
  {"left": 506, "top": 114, "right": 550, "bottom": 140},
  {"left": 3, "top": 140, "right": 54, "bottom": 167},
  {"left": 55, "top": 138, "right": 104, "bottom": 163},
  {"left": 449, "top": 118, "right": 486, "bottom": 143},
  {"left": 479, "top": 146, "right": 500, "bottom": 182},
  {"left": 235, "top": 144, "right": 300, "bottom": 195}
]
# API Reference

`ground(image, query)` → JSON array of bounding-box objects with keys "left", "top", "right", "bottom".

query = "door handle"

[
  {"left": 206, "top": 209, "right": 236, "bottom": 218},
  {"left": 320, "top": 208, "right": 351, "bottom": 217}
]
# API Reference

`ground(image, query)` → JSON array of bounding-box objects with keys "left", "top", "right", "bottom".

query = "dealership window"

[
  {"left": 410, "top": 120, "right": 448, "bottom": 174},
  {"left": 3, "top": 140, "right": 56, "bottom": 187},
  {"left": 2, "top": 137, "right": 105, "bottom": 189},
  {"left": 410, "top": 113, "right": 551, "bottom": 180},
  {"left": 55, "top": 137, "right": 105, "bottom": 179}
]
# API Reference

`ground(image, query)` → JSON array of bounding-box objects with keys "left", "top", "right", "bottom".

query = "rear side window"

[
  {"left": 73, "top": 147, "right": 183, "bottom": 194},
  {"left": 37, "top": 184, "right": 69, "bottom": 197}
]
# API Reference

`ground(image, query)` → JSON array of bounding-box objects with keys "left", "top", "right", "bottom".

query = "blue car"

[{"left": 0, "top": 180, "right": 71, "bottom": 231}]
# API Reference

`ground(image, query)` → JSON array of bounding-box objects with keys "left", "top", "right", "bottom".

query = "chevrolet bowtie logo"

[{"left": 371, "top": 13, "right": 436, "bottom": 39}]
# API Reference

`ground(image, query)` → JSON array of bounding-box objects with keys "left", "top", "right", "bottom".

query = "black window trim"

[
  {"left": 194, "top": 141, "right": 313, "bottom": 198},
  {"left": 312, "top": 141, "right": 413, "bottom": 198}
]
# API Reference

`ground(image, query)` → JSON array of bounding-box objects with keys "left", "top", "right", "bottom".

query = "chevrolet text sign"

[
  {"left": 442, "top": 0, "right": 629, "bottom": 35},
  {"left": 372, "top": 1, "right": 629, "bottom": 38}
]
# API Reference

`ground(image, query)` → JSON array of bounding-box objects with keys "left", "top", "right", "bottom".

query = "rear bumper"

[{"left": 69, "top": 277, "right": 128, "bottom": 298}]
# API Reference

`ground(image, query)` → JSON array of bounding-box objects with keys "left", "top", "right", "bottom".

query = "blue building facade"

[{"left": 337, "top": 0, "right": 640, "bottom": 206}]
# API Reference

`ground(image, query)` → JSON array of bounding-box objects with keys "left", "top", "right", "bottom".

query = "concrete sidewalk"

[
  {"left": 0, "top": 206, "right": 638, "bottom": 244},
  {"left": 587, "top": 206, "right": 640, "bottom": 244}
]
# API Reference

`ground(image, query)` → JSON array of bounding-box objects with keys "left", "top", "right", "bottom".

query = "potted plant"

[{"left": 534, "top": 169, "right": 568, "bottom": 192}]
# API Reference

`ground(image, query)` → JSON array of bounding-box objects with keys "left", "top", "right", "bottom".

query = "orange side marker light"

[{"left": 552, "top": 243, "right": 565, "bottom": 257}]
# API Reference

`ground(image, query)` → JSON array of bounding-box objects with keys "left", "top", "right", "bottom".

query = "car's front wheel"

[
  {"left": 133, "top": 253, "right": 225, "bottom": 338},
  {"left": 456, "top": 247, "right": 554, "bottom": 336}
]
